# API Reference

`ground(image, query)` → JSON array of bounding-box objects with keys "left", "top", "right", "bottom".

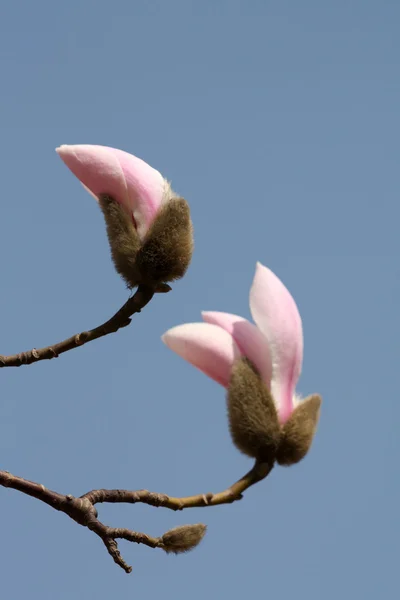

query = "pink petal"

[
  {"left": 162, "top": 323, "right": 241, "bottom": 387},
  {"left": 201, "top": 311, "right": 272, "bottom": 388},
  {"left": 249, "top": 263, "right": 303, "bottom": 423},
  {"left": 56, "top": 144, "right": 166, "bottom": 239}
]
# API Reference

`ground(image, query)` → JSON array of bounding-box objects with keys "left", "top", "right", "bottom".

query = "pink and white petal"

[
  {"left": 162, "top": 323, "right": 241, "bottom": 387},
  {"left": 249, "top": 263, "right": 303, "bottom": 423},
  {"left": 108, "top": 147, "right": 167, "bottom": 239},
  {"left": 56, "top": 145, "right": 166, "bottom": 239},
  {"left": 202, "top": 311, "right": 272, "bottom": 388},
  {"left": 57, "top": 144, "right": 130, "bottom": 207}
]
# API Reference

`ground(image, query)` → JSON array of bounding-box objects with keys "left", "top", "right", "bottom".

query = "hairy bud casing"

[
  {"left": 227, "top": 358, "right": 280, "bottom": 462},
  {"left": 98, "top": 195, "right": 142, "bottom": 288},
  {"left": 276, "top": 394, "right": 322, "bottom": 466},
  {"left": 99, "top": 195, "right": 193, "bottom": 289},
  {"left": 160, "top": 523, "right": 207, "bottom": 554},
  {"left": 135, "top": 197, "right": 194, "bottom": 286}
]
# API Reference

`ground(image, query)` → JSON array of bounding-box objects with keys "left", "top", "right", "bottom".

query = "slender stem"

[
  {"left": 0, "top": 285, "right": 154, "bottom": 368},
  {"left": 82, "top": 461, "right": 274, "bottom": 510}
]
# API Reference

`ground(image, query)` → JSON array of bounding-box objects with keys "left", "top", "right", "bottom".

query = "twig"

[
  {"left": 82, "top": 461, "right": 273, "bottom": 509},
  {"left": 0, "top": 284, "right": 155, "bottom": 368},
  {"left": 0, "top": 461, "right": 273, "bottom": 573}
]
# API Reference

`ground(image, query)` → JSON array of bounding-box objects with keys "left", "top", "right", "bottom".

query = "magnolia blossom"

[
  {"left": 162, "top": 263, "right": 303, "bottom": 424},
  {"left": 56, "top": 144, "right": 175, "bottom": 240}
]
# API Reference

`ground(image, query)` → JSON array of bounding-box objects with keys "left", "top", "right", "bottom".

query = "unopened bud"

[
  {"left": 227, "top": 358, "right": 280, "bottom": 462},
  {"left": 276, "top": 394, "right": 322, "bottom": 466},
  {"left": 160, "top": 523, "right": 207, "bottom": 554}
]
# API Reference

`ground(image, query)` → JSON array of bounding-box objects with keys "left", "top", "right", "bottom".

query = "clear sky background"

[{"left": 0, "top": 1, "right": 399, "bottom": 598}]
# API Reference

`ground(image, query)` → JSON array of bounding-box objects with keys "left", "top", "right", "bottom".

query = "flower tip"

[
  {"left": 56, "top": 145, "right": 74, "bottom": 159},
  {"left": 254, "top": 261, "right": 271, "bottom": 277},
  {"left": 200, "top": 310, "right": 212, "bottom": 319},
  {"left": 252, "top": 262, "right": 269, "bottom": 288},
  {"left": 161, "top": 328, "right": 177, "bottom": 349}
]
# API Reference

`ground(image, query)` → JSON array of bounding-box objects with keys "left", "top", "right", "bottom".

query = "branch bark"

[
  {"left": 0, "top": 461, "right": 273, "bottom": 573},
  {"left": 0, "top": 284, "right": 156, "bottom": 368}
]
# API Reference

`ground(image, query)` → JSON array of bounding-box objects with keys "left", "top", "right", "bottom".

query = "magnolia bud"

[
  {"left": 99, "top": 195, "right": 193, "bottom": 289},
  {"left": 276, "top": 394, "right": 322, "bottom": 466},
  {"left": 57, "top": 145, "right": 193, "bottom": 290},
  {"left": 160, "top": 523, "right": 207, "bottom": 554},
  {"left": 135, "top": 197, "right": 194, "bottom": 287},
  {"left": 227, "top": 358, "right": 280, "bottom": 462}
]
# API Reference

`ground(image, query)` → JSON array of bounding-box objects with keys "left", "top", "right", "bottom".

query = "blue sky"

[{"left": 0, "top": 0, "right": 399, "bottom": 597}]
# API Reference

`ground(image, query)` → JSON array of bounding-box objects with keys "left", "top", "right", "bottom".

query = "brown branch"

[
  {"left": 0, "top": 461, "right": 273, "bottom": 573},
  {"left": 82, "top": 460, "right": 273, "bottom": 510},
  {"left": 0, "top": 284, "right": 158, "bottom": 368}
]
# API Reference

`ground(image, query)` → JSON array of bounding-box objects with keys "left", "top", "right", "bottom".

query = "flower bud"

[
  {"left": 276, "top": 394, "right": 322, "bottom": 466},
  {"left": 160, "top": 524, "right": 207, "bottom": 554},
  {"left": 57, "top": 144, "right": 193, "bottom": 289}
]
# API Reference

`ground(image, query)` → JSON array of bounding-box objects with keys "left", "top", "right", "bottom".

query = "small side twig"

[
  {"left": 0, "top": 284, "right": 156, "bottom": 368},
  {"left": 0, "top": 461, "right": 273, "bottom": 573}
]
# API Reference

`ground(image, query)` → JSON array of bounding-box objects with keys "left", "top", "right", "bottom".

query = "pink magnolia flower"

[
  {"left": 56, "top": 144, "right": 175, "bottom": 240},
  {"left": 162, "top": 263, "right": 303, "bottom": 424}
]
